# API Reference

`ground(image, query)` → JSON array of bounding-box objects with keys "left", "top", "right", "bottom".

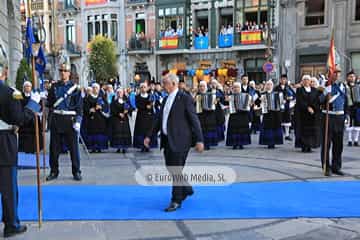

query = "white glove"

[
  {"left": 325, "top": 85, "right": 332, "bottom": 95},
  {"left": 30, "top": 91, "right": 41, "bottom": 103},
  {"left": 40, "top": 91, "right": 47, "bottom": 99},
  {"left": 73, "top": 122, "right": 81, "bottom": 132}
]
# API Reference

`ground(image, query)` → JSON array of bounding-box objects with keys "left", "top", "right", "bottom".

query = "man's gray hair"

[{"left": 166, "top": 73, "right": 179, "bottom": 84}]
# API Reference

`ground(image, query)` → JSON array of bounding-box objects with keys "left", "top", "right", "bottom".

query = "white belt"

[
  {"left": 53, "top": 110, "right": 77, "bottom": 115},
  {"left": 0, "top": 119, "right": 13, "bottom": 130},
  {"left": 322, "top": 110, "right": 344, "bottom": 115}
]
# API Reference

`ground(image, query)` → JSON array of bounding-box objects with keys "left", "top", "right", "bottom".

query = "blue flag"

[
  {"left": 25, "top": 18, "right": 35, "bottom": 62},
  {"left": 35, "top": 45, "right": 46, "bottom": 77}
]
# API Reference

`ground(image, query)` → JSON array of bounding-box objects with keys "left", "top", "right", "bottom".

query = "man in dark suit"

[
  {"left": 0, "top": 41, "right": 41, "bottom": 238},
  {"left": 144, "top": 73, "right": 204, "bottom": 212}
]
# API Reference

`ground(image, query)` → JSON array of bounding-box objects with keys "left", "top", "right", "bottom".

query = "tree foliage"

[
  {"left": 15, "top": 59, "right": 33, "bottom": 90},
  {"left": 88, "top": 35, "right": 118, "bottom": 84}
]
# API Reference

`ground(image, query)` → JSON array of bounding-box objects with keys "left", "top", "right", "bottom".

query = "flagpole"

[
  {"left": 323, "top": 28, "right": 335, "bottom": 176},
  {"left": 26, "top": 0, "right": 43, "bottom": 229}
]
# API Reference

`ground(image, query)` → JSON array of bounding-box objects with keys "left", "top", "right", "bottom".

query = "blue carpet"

[
  {"left": 5, "top": 181, "right": 360, "bottom": 221},
  {"left": 18, "top": 153, "right": 49, "bottom": 169}
]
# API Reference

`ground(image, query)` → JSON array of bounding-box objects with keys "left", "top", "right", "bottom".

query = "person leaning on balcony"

[
  {"left": 176, "top": 25, "right": 183, "bottom": 37},
  {"left": 227, "top": 24, "right": 233, "bottom": 34},
  {"left": 220, "top": 25, "right": 226, "bottom": 35},
  {"left": 242, "top": 21, "right": 250, "bottom": 31}
]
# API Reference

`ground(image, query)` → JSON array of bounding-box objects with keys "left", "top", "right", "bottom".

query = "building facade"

[
  {"left": 1, "top": 0, "right": 23, "bottom": 84},
  {"left": 152, "top": 0, "right": 279, "bottom": 86},
  {"left": 279, "top": 0, "right": 360, "bottom": 82},
  {"left": 125, "top": 0, "right": 157, "bottom": 82}
]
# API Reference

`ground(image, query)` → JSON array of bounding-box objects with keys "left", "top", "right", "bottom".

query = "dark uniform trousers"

[
  {"left": 49, "top": 114, "right": 80, "bottom": 175},
  {"left": 321, "top": 114, "right": 344, "bottom": 171},
  {"left": 163, "top": 135, "right": 193, "bottom": 204},
  {"left": 0, "top": 130, "right": 20, "bottom": 228}
]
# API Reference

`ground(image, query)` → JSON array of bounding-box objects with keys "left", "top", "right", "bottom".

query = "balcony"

[
  {"left": 156, "top": 30, "right": 269, "bottom": 54},
  {"left": 60, "top": 1, "right": 81, "bottom": 14},
  {"left": 66, "top": 42, "right": 81, "bottom": 56},
  {"left": 127, "top": 36, "right": 152, "bottom": 54},
  {"left": 127, "top": 0, "right": 149, "bottom": 4}
]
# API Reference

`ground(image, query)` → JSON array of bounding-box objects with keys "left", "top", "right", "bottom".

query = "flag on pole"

[
  {"left": 35, "top": 45, "right": 47, "bottom": 77},
  {"left": 326, "top": 29, "right": 336, "bottom": 86},
  {"left": 25, "top": 18, "right": 36, "bottom": 63}
]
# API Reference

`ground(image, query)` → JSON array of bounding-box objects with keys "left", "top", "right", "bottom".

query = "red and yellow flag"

[
  {"left": 241, "top": 31, "right": 262, "bottom": 45},
  {"left": 326, "top": 30, "right": 336, "bottom": 85},
  {"left": 85, "top": 0, "right": 107, "bottom": 6}
]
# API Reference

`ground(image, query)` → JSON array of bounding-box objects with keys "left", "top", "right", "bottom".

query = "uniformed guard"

[
  {"left": 320, "top": 66, "right": 347, "bottom": 176},
  {"left": 0, "top": 38, "right": 40, "bottom": 238},
  {"left": 46, "top": 56, "right": 83, "bottom": 181}
]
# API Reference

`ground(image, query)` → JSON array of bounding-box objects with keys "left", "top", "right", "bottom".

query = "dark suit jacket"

[
  {"left": 147, "top": 90, "right": 203, "bottom": 152},
  {"left": 0, "top": 83, "right": 35, "bottom": 166}
]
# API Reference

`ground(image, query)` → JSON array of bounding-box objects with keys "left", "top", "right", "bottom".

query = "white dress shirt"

[{"left": 162, "top": 88, "right": 178, "bottom": 135}]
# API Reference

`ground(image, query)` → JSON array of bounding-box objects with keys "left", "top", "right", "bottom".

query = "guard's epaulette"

[{"left": 11, "top": 87, "right": 23, "bottom": 100}]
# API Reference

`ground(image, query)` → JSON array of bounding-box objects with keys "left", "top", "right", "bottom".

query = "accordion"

[
  {"left": 196, "top": 92, "right": 216, "bottom": 113},
  {"left": 350, "top": 84, "right": 360, "bottom": 104},
  {"left": 229, "top": 93, "right": 252, "bottom": 113},
  {"left": 261, "top": 92, "right": 284, "bottom": 114}
]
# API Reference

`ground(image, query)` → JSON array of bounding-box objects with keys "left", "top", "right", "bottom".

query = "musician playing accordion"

[
  {"left": 196, "top": 81, "right": 218, "bottom": 150},
  {"left": 274, "top": 74, "right": 296, "bottom": 141},
  {"left": 225, "top": 77, "right": 257, "bottom": 150},
  {"left": 210, "top": 79, "right": 226, "bottom": 142},
  {"left": 345, "top": 71, "right": 360, "bottom": 147},
  {"left": 258, "top": 80, "right": 284, "bottom": 149}
]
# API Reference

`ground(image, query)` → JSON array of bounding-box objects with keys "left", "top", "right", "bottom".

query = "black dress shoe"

[
  {"left": 4, "top": 225, "right": 27, "bottom": 238},
  {"left": 73, "top": 172, "right": 82, "bottom": 181},
  {"left": 348, "top": 141, "right": 353, "bottom": 147},
  {"left": 116, "top": 149, "right": 121, "bottom": 153},
  {"left": 324, "top": 169, "right": 331, "bottom": 176},
  {"left": 46, "top": 172, "right": 58, "bottom": 181},
  {"left": 164, "top": 202, "right": 181, "bottom": 212},
  {"left": 355, "top": 142, "right": 359, "bottom": 147},
  {"left": 268, "top": 145, "right": 275, "bottom": 149},
  {"left": 122, "top": 149, "right": 126, "bottom": 154},
  {"left": 238, "top": 145, "right": 244, "bottom": 150},
  {"left": 232, "top": 145, "right": 237, "bottom": 150},
  {"left": 332, "top": 170, "right": 345, "bottom": 176},
  {"left": 285, "top": 136, "right": 292, "bottom": 141}
]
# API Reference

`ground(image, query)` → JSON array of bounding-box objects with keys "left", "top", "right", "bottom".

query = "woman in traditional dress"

[
  {"left": 258, "top": 80, "right": 283, "bottom": 149},
  {"left": 295, "top": 75, "right": 321, "bottom": 152},
  {"left": 133, "top": 82, "right": 158, "bottom": 152},
  {"left": 109, "top": 88, "right": 132, "bottom": 153},
  {"left": 83, "top": 83, "right": 109, "bottom": 153},
  {"left": 196, "top": 81, "right": 218, "bottom": 150}
]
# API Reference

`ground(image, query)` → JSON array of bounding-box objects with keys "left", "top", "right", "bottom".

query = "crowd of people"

[
  {"left": 159, "top": 25, "right": 184, "bottom": 38},
  {"left": 18, "top": 70, "right": 360, "bottom": 158}
]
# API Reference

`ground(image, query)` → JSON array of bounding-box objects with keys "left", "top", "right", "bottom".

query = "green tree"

[
  {"left": 15, "top": 59, "right": 33, "bottom": 90},
  {"left": 88, "top": 35, "right": 118, "bottom": 84}
]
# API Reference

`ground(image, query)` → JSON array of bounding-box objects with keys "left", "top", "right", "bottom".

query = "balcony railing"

[
  {"left": 158, "top": 36, "right": 187, "bottom": 50},
  {"left": 127, "top": 0, "right": 149, "bottom": 4},
  {"left": 218, "top": 34, "right": 233, "bottom": 48},
  {"left": 194, "top": 36, "right": 209, "bottom": 49},
  {"left": 66, "top": 42, "right": 81, "bottom": 55},
  {"left": 128, "top": 37, "right": 152, "bottom": 51}
]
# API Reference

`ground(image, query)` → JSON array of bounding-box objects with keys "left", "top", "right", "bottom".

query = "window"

[
  {"left": 352, "top": 53, "right": 360, "bottom": 75},
  {"left": 66, "top": 19, "right": 75, "bottom": 44},
  {"left": 136, "top": 12, "right": 146, "bottom": 35},
  {"left": 65, "top": 0, "right": 74, "bottom": 8},
  {"left": 87, "top": 14, "right": 117, "bottom": 42},
  {"left": 111, "top": 14, "right": 118, "bottom": 41},
  {"left": 235, "top": 0, "right": 269, "bottom": 28},
  {"left": 158, "top": 7, "right": 184, "bottom": 38},
  {"left": 356, "top": 0, "right": 360, "bottom": 21},
  {"left": 305, "top": 0, "right": 325, "bottom": 26}
]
